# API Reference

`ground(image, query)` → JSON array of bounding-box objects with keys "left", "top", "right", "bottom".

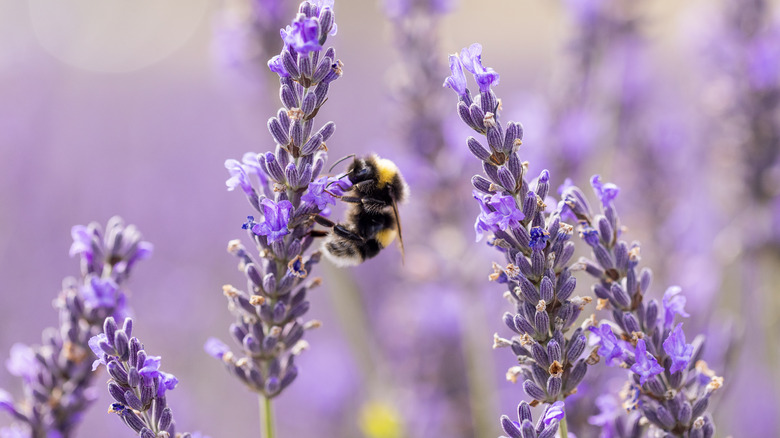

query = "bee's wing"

[{"left": 391, "top": 197, "right": 405, "bottom": 264}]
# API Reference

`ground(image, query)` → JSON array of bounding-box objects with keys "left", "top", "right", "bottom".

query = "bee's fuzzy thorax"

[{"left": 367, "top": 154, "right": 409, "bottom": 204}]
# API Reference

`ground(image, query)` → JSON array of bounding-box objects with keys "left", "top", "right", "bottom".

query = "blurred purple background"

[{"left": 1, "top": 0, "right": 779, "bottom": 437}]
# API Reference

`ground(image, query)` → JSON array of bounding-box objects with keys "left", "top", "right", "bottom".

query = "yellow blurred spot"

[{"left": 359, "top": 401, "right": 404, "bottom": 438}]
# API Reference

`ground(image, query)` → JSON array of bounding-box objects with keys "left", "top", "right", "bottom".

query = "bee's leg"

[
  {"left": 339, "top": 196, "right": 363, "bottom": 204},
  {"left": 313, "top": 215, "right": 336, "bottom": 228},
  {"left": 312, "top": 215, "right": 364, "bottom": 242},
  {"left": 308, "top": 230, "right": 329, "bottom": 238},
  {"left": 332, "top": 224, "right": 365, "bottom": 242}
]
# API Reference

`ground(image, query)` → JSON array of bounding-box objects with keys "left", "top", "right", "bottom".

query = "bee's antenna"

[{"left": 328, "top": 154, "right": 356, "bottom": 173}]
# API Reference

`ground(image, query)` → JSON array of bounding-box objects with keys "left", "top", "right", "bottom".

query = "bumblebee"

[{"left": 316, "top": 154, "right": 409, "bottom": 266}]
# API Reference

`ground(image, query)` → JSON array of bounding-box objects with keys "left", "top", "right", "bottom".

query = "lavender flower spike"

[
  {"left": 0, "top": 217, "right": 151, "bottom": 438},
  {"left": 213, "top": 3, "right": 344, "bottom": 436},
  {"left": 562, "top": 177, "right": 723, "bottom": 435},
  {"left": 446, "top": 45, "right": 590, "bottom": 438},
  {"left": 90, "top": 317, "right": 202, "bottom": 438}
]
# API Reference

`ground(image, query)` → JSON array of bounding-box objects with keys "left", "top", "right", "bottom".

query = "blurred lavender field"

[{"left": 1, "top": 0, "right": 779, "bottom": 437}]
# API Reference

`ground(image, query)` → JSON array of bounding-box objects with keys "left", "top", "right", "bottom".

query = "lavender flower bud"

[
  {"left": 547, "top": 375, "right": 562, "bottom": 398},
  {"left": 301, "top": 134, "right": 323, "bottom": 156},
  {"left": 124, "top": 390, "right": 144, "bottom": 411},
  {"left": 298, "top": 55, "right": 312, "bottom": 79},
  {"left": 640, "top": 267, "right": 652, "bottom": 294},
  {"left": 504, "top": 121, "right": 523, "bottom": 153},
  {"left": 282, "top": 50, "right": 300, "bottom": 78},
  {"left": 268, "top": 117, "right": 290, "bottom": 146},
  {"left": 109, "top": 382, "right": 128, "bottom": 404},
  {"left": 557, "top": 276, "right": 576, "bottom": 301},
  {"left": 515, "top": 315, "right": 535, "bottom": 335},
  {"left": 615, "top": 241, "right": 629, "bottom": 271},
  {"left": 691, "top": 397, "right": 709, "bottom": 419},
  {"left": 301, "top": 92, "right": 317, "bottom": 117},
  {"left": 598, "top": 216, "right": 614, "bottom": 246},
  {"left": 486, "top": 123, "right": 503, "bottom": 152},
  {"left": 497, "top": 167, "right": 516, "bottom": 191},
  {"left": 611, "top": 283, "right": 631, "bottom": 308},
  {"left": 285, "top": 163, "right": 300, "bottom": 188},
  {"left": 523, "top": 379, "right": 546, "bottom": 401},
  {"left": 264, "top": 153, "right": 286, "bottom": 182},
  {"left": 679, "top": 401, "right": 693, "bottom": 425},
  {"left": 564, "top": 360, "right": 587, "bottom": 392},
  {"left": 566, "top": 332, "right": 586, "bottom": 361},
  {"left": 645, "top": 299, "right": 659, "bottom": 331},
  {"left": 522, "top": 191, "right": 537, "bottom": 219},
  {"left": 656, "top": 406, "right": 676, "bottom": 429},
  {"left": 547, "top": 339, "right": 562, "bottom": 363},
  {"left": 314, "top": 82, "right": 330, "bottom": 106},
  {"left": 469, "top": 103, "right": 486, "bottom": 130},
  {"left": 122, "top": 409, "right": 146, "bottom": 433},
  {"left": 108, "top": 361, "right": 129, "bottom": 385},
  {"left": 472, "top": 175, "right": 494, "bottom": 193},
  {"left": 540, "top": 277, "right": 554, "bottom": 303},
  {"left": 623, "top": 313, "right": 641, "bottom": 334},
  {"left": 457, "top": 101, "right": 477, "bottom": 129},
  {"left": 290, "top": 119, "right": 304, "bottom": 150},
  {"left": 518, "top": 277, "right": 539, "bottom": 302},
  {"left": 157, "top": 407, "right": 173, "bottom": 431},
  {"left": 646, "top": 376, "right": 666, "bottom": 396},
  {"left": 128, "top": 368, "right": 140, "bottom": 388},
  {"left": 280, "top": 84, "right": 299, "bottom": 110},
  {"left": 531, "top": 250, "right": 545, "bottom": 277},
  {"left": 521, "top": 419, "right": 536, "bottom": 438},
  {"left": 467, "top": 137, "right": 491, "bottom": 161},
  {"left": 507, "top": 152, "right": 523, "bottom": 181},
  {"left": 531, "top": 342, "right": 550, "bottom": 368}
]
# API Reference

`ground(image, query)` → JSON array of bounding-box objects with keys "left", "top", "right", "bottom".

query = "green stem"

[
  {"left": 559, "top": 415, "right": 569, "bottom": 438},
  {"left": 260, "top": 395, "right": 274, "bottom": 438}
]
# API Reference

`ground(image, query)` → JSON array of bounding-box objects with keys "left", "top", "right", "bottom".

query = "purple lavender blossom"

[
  {"left": 443, "top": 54, "right": 468, "bottom": 99},
  {"left": 225, "top": 158, "right": 253, "bottom": 195},
  {"left": 588, "top": 395, "right": 619, "bottom": 433},
  {"left": 268, "top": 55, "right": 290, "bottom": 77},
  {"left": 662, "top": 286, "right": 690, "bottom": 328},
  {"left": 663, "top": 323, "right": 694, "bottom": 374},
  {"left": 459, "top": 44, "right": 499, "bottom": 92},
  {"left": 543, "top": 401, "right": 565, "bottom": 425},
  {"left": 301, "top": 176, "right": 352, "bottom": 210},
  {"left": 590, "top": 174, "right": 619, "bottom": 207},
  {"left": 630, "top": 339, "right": 663, "bottom": 385},
  {"left": 80, "top": 276, "right": 122, "bottom": 310},
  {"left": 473, "top": 191, "right": 494, "bottom": 242},
  {"left": 5, "top": 344, "right": 37, "bottom": 383},
  {"left": 588, "top": 324, "right": 627, "bottom": 366},
  {"left": 282, "top": 16, "right": 322, "bottom": 54},
  {"left": 487, "top": 193, "right": 524, "bottom": 230},
  {"left": 252, "top": 198, "right": 293, "bottom": 243}
]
